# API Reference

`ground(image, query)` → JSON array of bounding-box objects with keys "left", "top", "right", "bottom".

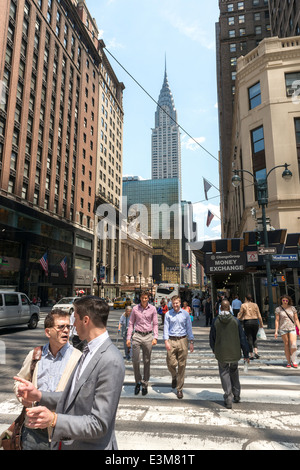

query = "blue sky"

[{"left": 86, "top": 0, "right": 221, "bottom": 241}]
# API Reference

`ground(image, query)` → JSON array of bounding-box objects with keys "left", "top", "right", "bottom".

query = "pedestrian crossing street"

[
  {"left": 1, "top": 313, "right": 300, "bottom": 451},
  {"left": 111, "top": 316, "right": 300, "bottom": 450}
]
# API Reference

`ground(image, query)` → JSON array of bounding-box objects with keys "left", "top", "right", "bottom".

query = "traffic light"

[{"left": 255, "top": 231, "right": 261, "bottom": 247}]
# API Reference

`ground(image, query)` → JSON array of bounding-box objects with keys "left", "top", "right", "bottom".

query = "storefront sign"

[{"left": 206, "top": 252, "right": 246, "bottom": 274}]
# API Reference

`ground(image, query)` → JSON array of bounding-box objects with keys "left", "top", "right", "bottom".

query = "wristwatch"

[{"left": 190, "top": 341, "right": 194, "bottom": 344}]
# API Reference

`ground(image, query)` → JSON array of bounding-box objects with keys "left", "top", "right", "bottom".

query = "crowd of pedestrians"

[{"left": 0, "top": 291, "right": 299, "bottom": 451}]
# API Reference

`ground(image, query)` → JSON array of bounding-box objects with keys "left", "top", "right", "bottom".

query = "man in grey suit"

[{"left": 14, "top": 296, "right": 125, "bottom": 450}]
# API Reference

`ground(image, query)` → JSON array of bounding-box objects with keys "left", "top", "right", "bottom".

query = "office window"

[
  {"left": 228, "top": 17, "right": 235, "bottom": 26},
  {"left": 285, "top": 72, "right": 300, "bottom": 96},
  {"left": 251, "top": 126, "right": 266, "bottom": 197},
  {"left": 239, "top": 28, "right": 246, "bottom": 36},
  {"left": 227, "top": 4, "right": 234, "bottom": 12},
  {"left": 238, "top": 1, "right": 244, "bottom": 9},
  {"left": 294, "top": 118, "right": 300, "bottom": 179},
  {"left": 249, "top": 82, "right": 261, "bottom": 109},
  {"left": 255, "top": 26, "right": 262, "bottom": 35}
]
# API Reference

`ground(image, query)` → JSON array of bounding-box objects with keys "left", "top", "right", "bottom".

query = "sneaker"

[
  {"left": 292, "top": 363, "right": 298, "bottom": 368},
  {"left": 286, "top": 364, "right": 292, "bottom": 368},
  {"left": 233, "top": 396, "right": 240, "bottom": 403}
]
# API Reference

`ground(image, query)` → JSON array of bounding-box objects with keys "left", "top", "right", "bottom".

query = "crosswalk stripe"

[
  {"left": 120, "top": 385, "right": 300, "bottom": 404},
  {"left": 115, "top": 431, "right": 300, "bottom": 451},
  {"left": 116, "top": 404, "right": 300, "bottom": 430}
]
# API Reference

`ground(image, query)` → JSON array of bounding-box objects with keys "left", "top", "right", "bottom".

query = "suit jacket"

[{"left": 40, "top": 337, "right": 125, "bottom": 450}]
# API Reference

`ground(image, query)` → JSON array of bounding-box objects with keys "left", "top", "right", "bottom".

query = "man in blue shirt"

[
  {"left": 231, "top": 295, "right": 242, "bottom": 317},
  {"left": 14, "top": 309, "right": 81, "bottom": 450},
  {"left": 163, "top": 296, "right": 194, "bottom": 399}
]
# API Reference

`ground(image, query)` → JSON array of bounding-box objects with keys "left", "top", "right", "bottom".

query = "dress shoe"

[
  {"left": 177, "top": 390, "right": 183, "bottom": 399},
  {"left": 134, "top": 383, "right": 141, "bottom": 395},
  {"left": 142, "top": 386, "right": 148, "bottom": 396},
  {"left": 233, "top": 396, "right": 240, "bottom": 403},
  {"left": 171, "top": 376, "right": 177, "bottom": 389},
  {"left": 224, "top": 400, "right": 232, "bottom": 409}
]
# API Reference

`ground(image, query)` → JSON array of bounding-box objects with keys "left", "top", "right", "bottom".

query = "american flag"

[
  {"left": 206, "top": 210, "right": 214, "bottom": 227},
  {"left": 60, "top": 256, "right": 68, "bottom": 278},
  {"left": 39, "top": 252, "right": 48, "bottom": 276}
]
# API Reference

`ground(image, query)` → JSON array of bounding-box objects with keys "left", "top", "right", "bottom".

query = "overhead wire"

[{"left": 105, "top": 48, "right": 255, "bottom": 203}]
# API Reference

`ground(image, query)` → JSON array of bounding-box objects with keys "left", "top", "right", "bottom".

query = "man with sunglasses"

[{"left": 13, "top": 309, "right": 82, "bottom": 450}]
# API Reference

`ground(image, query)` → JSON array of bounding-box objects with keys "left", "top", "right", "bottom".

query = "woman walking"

[
  {"left": 238, "top": 294, "right": 263, "bottom": 360},
  {"left": 275, "top": 295, "right": 300, "bottom": 368}
]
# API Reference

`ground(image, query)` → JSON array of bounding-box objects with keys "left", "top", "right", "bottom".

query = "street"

[{"left": 1, "top": 307, "right": 300, "bottom": 451}]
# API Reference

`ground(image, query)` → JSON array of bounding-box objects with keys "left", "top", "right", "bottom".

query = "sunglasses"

[
  {"left": 52, "top": 324, "right": 71, "bottom": 331},
  {"left": 282, "top": 299, "right": 289, "bottom": 303}
]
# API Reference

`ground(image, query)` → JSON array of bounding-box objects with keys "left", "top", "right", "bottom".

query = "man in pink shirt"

[{"left": 126, "top": 291, "right": 158, "bottom": 396}]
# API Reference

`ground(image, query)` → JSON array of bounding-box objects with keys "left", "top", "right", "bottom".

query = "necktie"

[{"left": 75, "top": 344, "right": 89, "bottom": 382}]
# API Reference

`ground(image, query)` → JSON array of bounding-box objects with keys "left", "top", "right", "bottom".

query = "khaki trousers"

[
  {"left": 131, "top": 332, "right": 153, "bottom": 386},
  {"left": 166, "top": 337, "right": 188, "bottom": 392}
]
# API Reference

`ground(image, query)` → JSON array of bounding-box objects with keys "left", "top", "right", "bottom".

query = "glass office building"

[{"left": 123, "top": 177, "right": 182, "bottom": 284}]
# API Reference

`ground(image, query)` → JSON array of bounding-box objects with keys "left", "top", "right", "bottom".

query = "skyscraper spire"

[{"left": 151, "top": 60, "right": 181, "bottom": 186}]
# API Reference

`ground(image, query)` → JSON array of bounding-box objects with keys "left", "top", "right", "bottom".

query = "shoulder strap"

[
  {"left": 281, "top": 306, "right": 294, "bottom": 324},
  {"left": 29, "top": 346, "right": 43, "bottom": 381}
]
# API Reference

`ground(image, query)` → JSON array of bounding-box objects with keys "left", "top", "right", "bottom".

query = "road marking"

[
  {"left": 115, "top": 431, "right": 300, "bottom": 451},
  {"left": 121, "top": 384, "right": 300, "bottom": 404},
  {"left": 117, "top": 404, "right": 300, "bottom": 430}
]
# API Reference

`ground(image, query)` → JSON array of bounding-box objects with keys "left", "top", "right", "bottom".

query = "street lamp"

[{"left": 232, "top": 163, "right": 293, "bottom": 328}]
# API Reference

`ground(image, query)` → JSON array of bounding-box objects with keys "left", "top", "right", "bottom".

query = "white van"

[{"left": 0, "top": 292, "right": 40, "bottom": 329}]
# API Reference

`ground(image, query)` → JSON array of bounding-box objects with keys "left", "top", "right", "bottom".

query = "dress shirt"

[
  {"left": 163, "top": 308, "right": 194, "bottom": 341},
  {"left": 232, "top": 299, "right": 242, "bottom": 310},
  {"left": 68, "top": 331, "right": 109, "bottom": 400},
  {"left": 37, "top": 343, "right": 74, "bottom": 392},
  {"left": 126, "top": 303, "right": 158, "bottom": 340}
]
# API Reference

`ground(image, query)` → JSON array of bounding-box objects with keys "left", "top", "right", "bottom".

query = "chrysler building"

[{"left": 151, "top": 63, "right": 181, "bottom": 187}]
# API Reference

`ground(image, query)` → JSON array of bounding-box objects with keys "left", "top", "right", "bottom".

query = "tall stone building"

[
  {"left": 216, "top": 0, "right": 271, "bottom": 236},
  {"left": 269, "top": 0, "right": 300, "bottom": 37},
  {"left": 151, "top": 64, "right": 181, "bottom": 189},
  {"left": 0, "top": 0, "right": 124, "bottom": 301}
]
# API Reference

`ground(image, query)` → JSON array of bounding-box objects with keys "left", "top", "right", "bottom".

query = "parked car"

[
  {"left": 0, "top": 292, "right": 40, "bottom": 329},
  {"left": 51, "top": 297, "right": 80, "bottom": 314},
  {"left": 113, "top": 297, "right": 132, "bottom": 309}
]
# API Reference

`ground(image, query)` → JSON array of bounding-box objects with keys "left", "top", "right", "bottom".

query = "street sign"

[
  {"left": 247, "top": 251, "right": 258, "bottom": 262},
  {"left": 258, "top": 247, "right": 277, "bottom": 255},
  {"left": 272, "top": 254, "right": 298, "bottom": 262}
]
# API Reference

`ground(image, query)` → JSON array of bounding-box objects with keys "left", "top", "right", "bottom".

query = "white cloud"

[
  {"left": 105, "top": 37, "right": 125, "bottom": 50},
  {"left": 162, "top": 11, "right": 215, "bottom": 50},
  {"left": 182, "top": 136, "right": 206, "bottom": 151}
]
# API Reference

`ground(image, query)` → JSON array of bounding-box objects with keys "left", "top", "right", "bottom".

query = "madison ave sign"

[{"left": 205, "top": 252, "right": 246, "bottom": 274}]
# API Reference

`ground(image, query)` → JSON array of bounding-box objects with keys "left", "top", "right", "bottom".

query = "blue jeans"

[{"left": 21, "top": 427, "right": 50, "bottom": 450}]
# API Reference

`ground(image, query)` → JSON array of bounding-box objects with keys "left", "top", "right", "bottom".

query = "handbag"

[{"left": 0, "top": 346, "right": 42, "bottom": 450}]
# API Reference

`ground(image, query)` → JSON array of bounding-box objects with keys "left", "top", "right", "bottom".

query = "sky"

[{"left": 86, "top": 0, "right": 221, "bottom": 242}]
